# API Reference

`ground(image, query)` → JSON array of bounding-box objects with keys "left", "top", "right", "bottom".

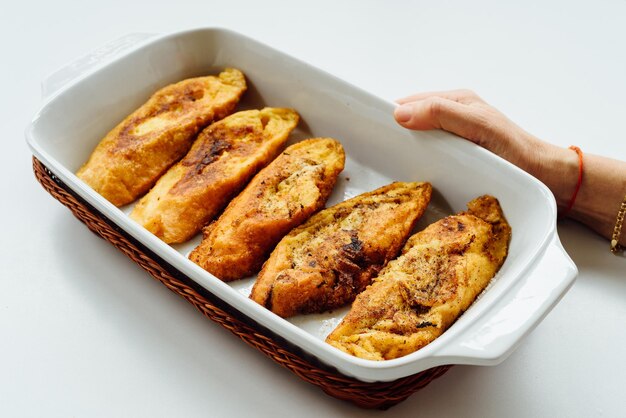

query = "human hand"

[
  {"left": 393, "top": 90, "right": 626, "bottom": 249},
  {"left": 394, "top": 90, "right": 545, "bottom": 172},
  {"left": 393, "top": 90, "right": 578, "bottom": 211}
]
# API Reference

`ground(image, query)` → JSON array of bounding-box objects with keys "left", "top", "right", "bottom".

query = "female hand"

[
  {"left": 393, "top": 90, "right": 626, "bottom": 248},
  {"left": 394, "top": 90, "right": 551, "bottom": 181}
]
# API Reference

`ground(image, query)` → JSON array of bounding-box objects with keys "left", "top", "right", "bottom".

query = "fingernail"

[{"left": 394, "top": 104, "right": 412, "bottom": 123}]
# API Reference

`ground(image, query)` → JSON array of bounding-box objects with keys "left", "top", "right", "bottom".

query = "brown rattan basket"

[{"left": 32, "top": 157, "right": 451, "bottom": 409}]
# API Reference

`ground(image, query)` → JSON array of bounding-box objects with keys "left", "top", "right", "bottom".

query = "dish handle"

[
  {"left": 41, "top": 33, "right": 156, "bottom": 100},
  {"left": 431, "top": 233, "right": 577, "bottom": 365}
]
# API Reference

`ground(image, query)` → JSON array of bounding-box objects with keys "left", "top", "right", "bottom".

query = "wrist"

[{"left": 527, "top": 141, "right": 579, "bottom": 211}]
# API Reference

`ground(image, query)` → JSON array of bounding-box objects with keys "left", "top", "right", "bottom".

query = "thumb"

[
  {"left": 394, "top": 102, "right": 436, "bottom": 130},
  {"left": 394, "top": 97, "right": 470, "bottom": 131},
  {"left": 393, "top": 96, "right": 491, "bottom": 146}
]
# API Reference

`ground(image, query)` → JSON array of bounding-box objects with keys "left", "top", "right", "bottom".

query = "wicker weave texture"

[{"left": 32, "top": 157, "right": 451, "bottom": 409}]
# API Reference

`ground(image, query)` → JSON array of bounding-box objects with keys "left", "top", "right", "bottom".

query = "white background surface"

[{"left": 2, "top": 1, "right": 625, "bottom": 417}]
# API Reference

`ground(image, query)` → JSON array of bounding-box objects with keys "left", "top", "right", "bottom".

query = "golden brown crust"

[
  {"left": 250, "top": 182, "right": 432, "bottom": 318},
  {"left": 130, "top": 108, "right": 299, "bottom": 244},
  {"left": 326, "top": 195, "right": 511, "bottom": 361},
  {"left": 76, "top": 68, "right": 247, "bottom": 206},
  {"left": 189, "top": 138, "right": 345, "bottom": 281}
]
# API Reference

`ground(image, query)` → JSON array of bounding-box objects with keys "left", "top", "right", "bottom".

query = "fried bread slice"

[
  {"left": 326, "top": 195, "right": 511, "bottom": 360},
  {"left": 189, "top": 138, "right": 345, "bottom": 281},
  {"left": 250, "top": 182, "right": 432, "bottom": 317},
  {"left": 76, "top": 68, "right": 247, "bottom": 206},
  {"left": 130, "top": 108, "right": 299, "bottom": 243}
]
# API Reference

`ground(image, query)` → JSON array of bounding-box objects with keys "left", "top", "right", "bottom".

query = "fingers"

[
  {"left": 393, "top": 90, "right": 533, "bottom": 174},
  {"left": 394, "top": 96, "right": 486, "bottom": 141},
  {"left": 396, "top": 89, "right": 485, "bottom": 105}
]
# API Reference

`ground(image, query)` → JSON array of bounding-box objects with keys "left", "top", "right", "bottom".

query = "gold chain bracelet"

[{"left": 610, "top": 193, "right": 626, "bottom": 255}]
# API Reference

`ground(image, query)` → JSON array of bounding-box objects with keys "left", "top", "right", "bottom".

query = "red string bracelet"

[{"left": 561, "top": 145, "right": 583, "bottom": 218}]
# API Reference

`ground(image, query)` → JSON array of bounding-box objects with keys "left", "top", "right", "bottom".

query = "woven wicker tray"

[{"left": 32, "top": 156, "right": 451, "bottom": 409}]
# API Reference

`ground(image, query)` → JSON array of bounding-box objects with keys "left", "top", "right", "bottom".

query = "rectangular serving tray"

[{"left": 26, "top": 28, "right": 577, "bottom": 388}]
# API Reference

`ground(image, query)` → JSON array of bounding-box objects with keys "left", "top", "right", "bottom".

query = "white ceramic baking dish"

[{"left": 25, "top": 28, "right": 577, "bottom": 382}]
